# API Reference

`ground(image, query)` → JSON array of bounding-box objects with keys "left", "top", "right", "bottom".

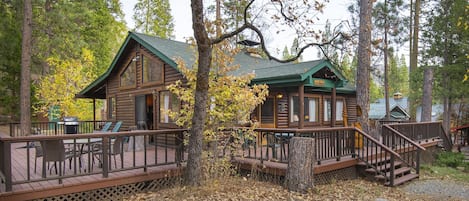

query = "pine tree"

[
  {"left": 133, "top": 0, "right": 174, "bottom": 38},
  {"left": 33, "top": 0, "right": 127, "bottom": 119},
  {"left": 0, "top": 1, "right": 22, "bottom": 120},
  {"left": 421, "top": 0, "right": 469, "bottom": 130}
]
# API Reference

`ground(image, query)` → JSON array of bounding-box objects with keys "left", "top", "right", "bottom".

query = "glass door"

[{"left": 135, "top": 94, "right": 154, "bottom": 130}]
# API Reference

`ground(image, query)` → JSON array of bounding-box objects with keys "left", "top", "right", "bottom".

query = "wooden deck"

[
  {"left": 0, "top": 140, "right": 183, "bottom": 201},
  {"left": 1, "top": 138, "right": 443, "bottom": 200},
  {"left": 0, "top": 123, "right": 449, "bottom": 200}
]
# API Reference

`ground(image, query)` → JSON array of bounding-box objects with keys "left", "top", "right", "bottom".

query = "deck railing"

[
  {"left": 235, "top": 127, "right": 406, "bottom": 186},
  {"left": 387, "top": 121, "right": 452, "bottom": 150},
  {"left": 353, "top": 128, "right": 403, "bottom": 186},
  {"left": 382, "top": 125, "right": 425, "bottom": 174},
  {"left": 9, "top": 121, "right": 109, "bottom": 137},
  {"left": 236, "top": 127, "right": 356, "bottom": 165},
  {"left": 0, "top": 129, "right": 186, "bottom": 192}
]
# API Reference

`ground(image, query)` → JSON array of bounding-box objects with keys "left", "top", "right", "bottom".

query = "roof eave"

[
  {"left": 78, "top": 32, "right": 180, "bottom": 98},
  {"left": 251, "top": 74, "right": 302, "bottom": 85}
]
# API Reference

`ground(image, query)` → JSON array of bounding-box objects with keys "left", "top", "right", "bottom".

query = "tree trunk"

[
  {"left": 356, "top": 0, "right": 373, "bottom": 133},
  {"left": 443, "top": 95, "right": 451, "bottom": 133},
  {"left": 408, "top": 0, "right": 420, "bottom": 120},
  {"left": 285, "top": 137, "right": 315, "bottom": 193},
  {"left": 384, "top": 0, "right": 390, "bottom": 120},
  {"left": 185, "top": 0, "right": 212, "bottom": 186},
  {"left": 421, "top": 67, "right": 433, "bottom": 122},
  {"left": 20, "top": 0, "right": 32, "bottom": 136}
]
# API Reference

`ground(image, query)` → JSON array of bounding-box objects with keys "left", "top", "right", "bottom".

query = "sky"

[{"left": 121, "top": 0, "right": 350, "bottom": 61}]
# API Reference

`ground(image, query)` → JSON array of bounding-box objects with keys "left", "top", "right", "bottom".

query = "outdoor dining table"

[
  {"left": 63, "top": 138, "right": 103, "bottom": 153},
  {"left": 62, "top": 138, "right": 103, "bottom": 170}
]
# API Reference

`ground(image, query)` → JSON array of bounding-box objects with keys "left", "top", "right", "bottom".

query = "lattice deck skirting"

[
  {"left": 241, "top": 166, "right": 357, "bottom": 186},
  {"left": 314, "top": 166, "right": 357, "bottom": 185},
  {"left": 33, "top": 177, "right": 181, "bottom": 201},
  {"left": 32, "top": 166, "right": 357, "bottom": 200}
]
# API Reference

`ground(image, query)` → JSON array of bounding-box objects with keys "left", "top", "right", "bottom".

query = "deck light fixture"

[{"left": 276, "top": 92, "right": 283, "bottom": 99}]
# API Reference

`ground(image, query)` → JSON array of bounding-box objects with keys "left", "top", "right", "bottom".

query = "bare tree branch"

[
  {"left": 211, "top": 0, "right": 351, "bottom": 63},
  {"left": 271, "top": 0, "right": 295, "bottom": 22}
]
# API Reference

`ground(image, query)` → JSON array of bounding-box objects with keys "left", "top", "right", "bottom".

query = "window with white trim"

[
  {"left": 324, "top": 99, "right": 344, "bottom": 121},
  {"left": 159, "top": 91, "right": 180, "bottom": 123},
  {"left": 290, "top": 96, "right": 319, "bottom": 123}
]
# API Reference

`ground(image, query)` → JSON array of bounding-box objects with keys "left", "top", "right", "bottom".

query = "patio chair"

[
  {"left": 40, "top": 140, "right": 81, "bottom": 175},
  {"left": 92, "top": 136, "right": 124, "bottom": 170},
  {"left": 266, "top": 132, "right": 293, "bottom": 160},
  {"left": 33, "top": 141, "right": 43, "bottom": 173},
  {"left": 96, "top": 122, "right": 112, "bottom": 132},
  {"left": 111, "top": 121, "right": 123, "bottom": 132}
]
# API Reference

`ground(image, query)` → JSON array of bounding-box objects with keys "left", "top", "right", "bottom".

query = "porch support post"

[
  {"left": 331, "top": 87, "right": 336, "bottom": 127},
  {"left": 0, "top": 139, "right": 12, "bottom": 191},
  {"left": 102, "top": 136, "right": 109, "bottom": 178},
  {"left": 93, "top": 98, "right": 97, "bottom": 130},
  {"left": 299, "top": 84, "right": 305, "bottom": 129}
]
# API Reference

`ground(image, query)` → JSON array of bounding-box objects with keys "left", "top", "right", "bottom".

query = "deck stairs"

[
  {"left": 358, "top": 156, "right": 419, "bottom": 187},
  {"left": 355, "top": 122, "right": 451, "bottom": 187}
]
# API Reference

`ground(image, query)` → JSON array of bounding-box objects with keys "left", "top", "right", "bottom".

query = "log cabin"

[{"left": 77, "top": 32, "right": 357, "bottom": 130}]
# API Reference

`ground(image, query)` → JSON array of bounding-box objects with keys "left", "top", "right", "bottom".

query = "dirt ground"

[{"left": 124, "top": 175, "right": 467, "bottom": 201}]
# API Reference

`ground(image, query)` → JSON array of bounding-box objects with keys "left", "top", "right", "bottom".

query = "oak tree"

[{"left": 187, "top": 0, "right": 348, "bottom": 185}]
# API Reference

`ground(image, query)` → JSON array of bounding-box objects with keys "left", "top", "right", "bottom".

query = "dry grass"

[{"left": 124, "top": 176, "right": 440, "bottom": 201}]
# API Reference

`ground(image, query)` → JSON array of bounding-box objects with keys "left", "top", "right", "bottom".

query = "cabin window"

[
  {"left": 305, "top": 97, "right": 319, "bottom": 122},
  {"left": 324, "top": 98, "right": 344, "bottom": 121},
  {"left": 108, "top": 96, "right": 116, "bottom": 119},
  {"left": 290, "top": 96, "right": 299, "bottom": 122},
  {"left": 159, "top": 91, "right": 180, "bottom": 123},
  {"left": 142, "top": 55, "right": 163, "bottom": 84},
  {"left": 290, "top": 96, "right": 319, "bottom": 123},
  {"left": 120, "top": 61, "right": 136, "bottom": 87}
]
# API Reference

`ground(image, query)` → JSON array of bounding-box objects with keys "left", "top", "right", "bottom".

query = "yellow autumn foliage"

[
  {"left": 167, "top": 40, "right": 269, "bottom": 141},
  {"left": 34, "top": 48, "right": 100, "bottom": 120}
]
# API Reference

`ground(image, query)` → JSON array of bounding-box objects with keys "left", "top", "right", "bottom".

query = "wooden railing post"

[
  {"left": 336, "top": 131, "right": 340, "bottom": 161},
  {"left": 102, "top": 137, "right": 109, "bottom": 178},
  {"left": 176, "top": 131, "right": 184, "bottom": 166},
  {"left": 259, "top": 131, "right": 264, "bottom": 164},
  {"left": 416, "top": 149, "right": 421, "bottom": 174},
  {"left": 9, "top": 123, "right": 13, "bottom": 137},
  {"left": 391, "top": 131, "right": 396, "bottom": 149},
  {"left": 425, "top": 123, "right": 429, "bottom": 142},
  {"left": 143, "top": 134, "right": 147, "bottom": 172},
  {"left": 390, "top": 154, "right": 395, "bottom": 186},
  {"left": 54, "top": 122, "right": 58, "bottom": 136},
  {"left": 1, "top": 140, "right": 12, "bottom": 191}
]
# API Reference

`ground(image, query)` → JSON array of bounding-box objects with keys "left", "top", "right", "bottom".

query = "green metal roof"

[
  {"left": 132, "top": 32, "right": 195, "bottom": 68},
  {"left": 78, "top": 32, "right": 355, "bottom": 98}
]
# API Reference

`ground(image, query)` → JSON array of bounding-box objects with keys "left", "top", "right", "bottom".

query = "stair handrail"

[
  {"left": 383, "top": 125, "right": 426, "bottom": 151},
  {"left": 354, "top": 128, "right": 402, "bottom": 186},
  {"left": 439, "top": 124, "right": 453, "bottom": 150},
  {"left": 382, "top": 125, "right": 425, "bottom": 174},
  {"left": 388, "top": 121, "right": 452, "bottom": 150}
]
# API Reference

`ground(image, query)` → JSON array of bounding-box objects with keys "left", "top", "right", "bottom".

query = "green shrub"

[{"left": 435, "top": 151, "right": 465, "bottom": 168}]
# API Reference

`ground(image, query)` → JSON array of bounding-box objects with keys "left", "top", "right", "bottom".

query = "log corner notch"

[{"left": 285, "top": 137, "right": 315, "bottom": 193}]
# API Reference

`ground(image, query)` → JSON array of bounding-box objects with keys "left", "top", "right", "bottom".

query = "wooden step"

[
  {"left": 357, "top": 157, "right": 392, "bottom": 166},
  {"left": 385, "top": 173, "right": 419, "bottom": 186},
  {"left": 375, "top": 167, "right": 411, "bottom": 180},
  {"left": 365, "top": 161, "right": 403, "bottom": 174}
]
